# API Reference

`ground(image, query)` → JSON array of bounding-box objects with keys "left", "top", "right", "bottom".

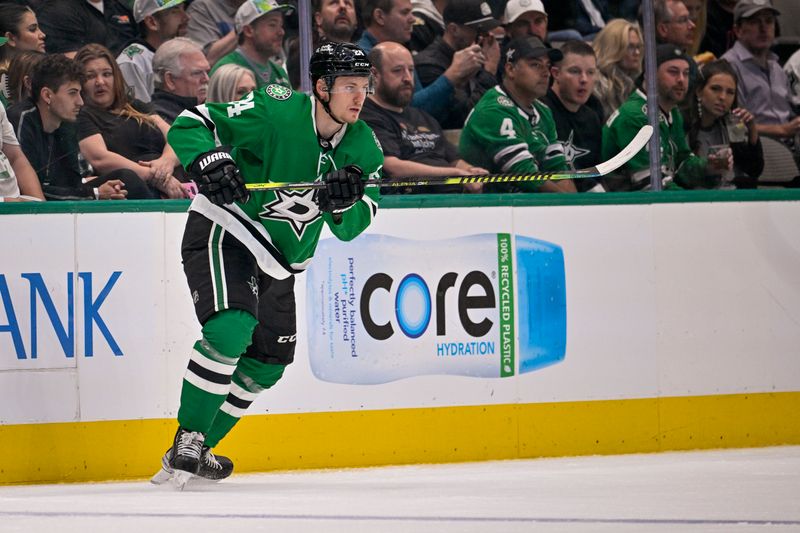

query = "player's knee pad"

[
  {"left": 202, "top": 309, "right": 259, "bottom": 358},
  {"left": 236, "top": 357, "right": 286, "bottom": 391}
]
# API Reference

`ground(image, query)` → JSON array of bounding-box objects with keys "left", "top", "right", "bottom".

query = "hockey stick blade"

[{"left": 245, "top": 125, "right": 653, "bottom": 192}]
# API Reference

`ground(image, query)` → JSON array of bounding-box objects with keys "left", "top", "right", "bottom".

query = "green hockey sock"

[
  {"left": 177, "top": 309, "right": 258, "bottom": 433},
  {"left": 204, "top": 358, "right": 286, "bottom": 448}
]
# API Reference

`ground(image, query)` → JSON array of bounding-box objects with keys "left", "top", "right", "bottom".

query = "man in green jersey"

[
  {"left": 459, "top": 36, "right": 577, "bottom": 193},
  {"left": 210, "top": 0, "right": 293, "bottom": 89},
  {"left": 153, "top": 42, "right": 382, "bottom": 487},
  {"left": 602, "top": 44, "right": 716, "bottom": 191}
]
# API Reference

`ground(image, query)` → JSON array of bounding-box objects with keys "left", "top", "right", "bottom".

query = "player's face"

[
  {"left": 250, "top": 12, "right": 285, "bottom": 59},
  {"left": 8, "top": 10, "right": 46, "bottom": 53},
  {"left": 657, "top": 59, "right": 689, "bottom": 105},
  {"left": 375, "top": 47, "right": 415, "bottom": 108},
  {"left": 381, "top": 0, "right": 415, "bottom": 43},
  {"left": 170, "top": 49, "right": 211, "bottom": 101},
  {"left": 328, "top": 76, "right": 371, "bottom": 123},
  {"left": 508, "top": 56, "right": 552, "bottom": 100},
  {"left": 315, "top": 0, "right": 357, "bottom": 42},
  {"left": 235, "top": 71, "right": 257, "bottom": 99},
  {"left": 153, "top": 4, "right": 190, "bottom": 39},
  {"left": 507, "top": 11, "right": 548, "bottom": 41},
  {"left": 48, "top": 80, "right": 83, "bottom": 123},
  {"left": 734, "top": 10, "right": 776, "bottom": 53},
  {"left": 81, "top": 58, "right": 115, "bottom": 109},
  {"left": 697, "top": 72, "right": 736, "bottom": 119},
  {"left": 552, "top": 53, "right": 597, "bottom": 108}
]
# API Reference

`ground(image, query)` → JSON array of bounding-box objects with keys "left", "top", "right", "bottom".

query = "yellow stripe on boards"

[{"left": 1, "top": 392, "right": 798, "bottom": 485}]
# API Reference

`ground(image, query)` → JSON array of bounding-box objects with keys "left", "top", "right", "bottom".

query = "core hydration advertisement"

[{"left": 306, "top": 233, "right": 567, "bottom": 384}]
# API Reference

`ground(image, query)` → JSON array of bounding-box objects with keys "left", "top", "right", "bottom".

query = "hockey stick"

[{"left": 245, "top": 125, "right": 653, "bottom": 192}]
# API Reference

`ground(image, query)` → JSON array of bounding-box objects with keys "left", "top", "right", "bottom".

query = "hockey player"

[
  {"left": 459, "top": 36, "right": 577, "bottom": 193},
  {"left": 153, "top": 42, "right": 382, "bottom": 487}
]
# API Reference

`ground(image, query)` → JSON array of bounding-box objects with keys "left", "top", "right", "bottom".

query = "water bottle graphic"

[{"left": 305, "top": 233, "right": 566, "bottom": 384}]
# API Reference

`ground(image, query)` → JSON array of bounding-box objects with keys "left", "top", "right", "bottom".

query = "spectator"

[
  {"left": 415, "top": 0, "right": 500, "bottom": 129},
  {"left": 654, "top": 0, "right": 696, "bottom": 52},
  {"left": 37, "top": 0, "right": 137, "bottom": 57},
  {"left": 186, "top": 0, "right": 245, "bottom": 67},
  {"left": 0, "top": 103, "right": 44, "bottom": 201},
  {"left": 12, "top": 54, "right": 152, "bottom": 200},
  {"left": 151, "top": 38, "right": 211, "bottom": 123},
  {"left": 357, "top": 0, "right": 417, "bottom": 54},
  {"left": 683, "top": 0, "right": 709, "bottom": 58},
  {"left": 722, "top": 0, "right": 800, "bottom": 152},
  {"left": 592, "top": 19, "right": 643, "bottom": 119},
  {"left": 409, "top": 0, "right": 447, "bottom": 53},
  {"left": 701, "top": 0, "right": 736, "bottom": 59},
  {"left": 543, "top": 0, "right": 610, "bottom": 41},
  {"left": 355, "top": 0, "right": 461, "bottom": 124},
  {"left": 210, "top": 0, "right": 293, "bottom": 89},
  {"left": 360, "top": 41, "right": 487, "bottom": 194},
  {"left": 602, "top": 44, "right": 712, "bottom": 191},
  {"left": 784, "top": 48, "right": 800, "bottom": 110},
  {"left": 459, "top": 36, "right": 576, "bottom": 193},
  {"left": 541, "top": 40, "right": 604, "bottom": 192},
  {"left": 0, "top": 4, "right": 45, "bottom": 107},
  {"left": 5, "top": 51, "right": 44, "bottom": 108},
  {"left": 505, "top": 0, "right": 581, "bottom": 43},
  {"left": 74, "top": 44, "right": 185, "bottom": 199},
  {"left": 117, "top": 0, "right": 190, "bottom": 104},
  {"left": 685, "top": 59, "right": 763, "bottom": 188},
  {"left": 207, "top": 63, "right": 257, "bottom": 102},
  {"left": 315, "top": 0, "right": 358, "bottom": 43}
]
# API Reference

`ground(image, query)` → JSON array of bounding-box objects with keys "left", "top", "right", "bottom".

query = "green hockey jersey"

[
  {"left": 459, "top": 85, "right": 566, "bottom": 192},
  {"left": 602, "top": 88, "right": 706, "bottom": 191},
  {"left": 168, "top": 84, "right": 383, "bottom": 279},
  {"left": 210, "top": 49, "right": 290, "bottom": 89}
]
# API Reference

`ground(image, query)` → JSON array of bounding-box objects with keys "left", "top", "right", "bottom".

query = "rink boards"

[{"left": 1, "top": 191, "right": 799, "bottom": 484}]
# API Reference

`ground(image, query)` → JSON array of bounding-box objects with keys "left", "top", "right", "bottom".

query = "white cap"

[
  {"left": 504, "top": 0, "right": 547, "bottom": 24},
  {"left": 133, "top": 0, "right": 186, "bottom": 23},
  {"left": 234, "top": 0, "right": 295, "bottom": 35}
]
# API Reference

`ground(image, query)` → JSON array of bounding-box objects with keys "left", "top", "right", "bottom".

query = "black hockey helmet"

[{"left": 310, "top": 42, "right": 372, "bottom": 87}]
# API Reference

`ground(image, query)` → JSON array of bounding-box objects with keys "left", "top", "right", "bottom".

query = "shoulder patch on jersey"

[
  {"left": 371, "top": 129, "right": 383, "bottom": 152},
  {"left": 266, "top": 84, "right": 292, "bottom": 100},
  {"left": 496, "top": 95, "right": 514, "bottom": 107},
  {"left": 123, "top": 44, "right": 144, "bottom": 59}
]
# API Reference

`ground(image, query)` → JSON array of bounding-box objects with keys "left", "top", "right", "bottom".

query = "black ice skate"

[
  {"left": 151, "top": 427, "right": 205, "bottom": 489},
  {"left": 151, "top": 444, "right": 234, "bottom": 486}
]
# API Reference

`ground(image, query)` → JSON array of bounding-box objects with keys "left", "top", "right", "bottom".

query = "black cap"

[
  {"left": 656, "top": 43, "right": 691, "bottom": 67},
  {"left": 443, "top": 0, "right": 501, "bottom": 33},
  {"left": 502, "top": 36, "right": 563, "bottom": 65}
]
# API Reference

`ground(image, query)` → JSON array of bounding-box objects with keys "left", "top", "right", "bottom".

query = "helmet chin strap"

[{"left": 316, "top": 77, "right": 346, "bottom": 126}]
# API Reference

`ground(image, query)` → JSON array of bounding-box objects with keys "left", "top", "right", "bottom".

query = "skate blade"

[
  {"left": 172, "top": 470, "right": 195, "bottom": 491},
  {"left": 150, "top": 466, "right": 173, "bottom": 485}
]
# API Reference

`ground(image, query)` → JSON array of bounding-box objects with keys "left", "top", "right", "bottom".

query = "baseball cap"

[
  {"left": 235, "top": 0, "right": 295, "bottom": 35},
  {"left": 133, "top": 0, "right": 186, "bottom": 23},
  {"left": 656, "top": 43, "right": 691, "bottom": 67},
  {"left": 504, "top": 0, "right": 547, "bottom": 24},
  {"left": 443, "top": 0, "right": 501, "bottom": 34},
  {"left": 502, "top": 36, "right": 563, "bottom": 65},
  {"left": 734, "top": 0, "right": 780, "bottom": 22}
]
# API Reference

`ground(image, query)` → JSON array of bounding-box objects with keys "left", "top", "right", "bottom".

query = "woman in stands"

[
  {"left": 0, "top": 4, "right": 46, "bottom": 107},
  {"left": 592, "top": 19, "right": 643, "bottom": 120},
  {"left": 685, "top": 59, "right": 763, "bottom": 189},
  {"left": 74, "top": 44, "right": 186, "bottom": 199},
  {"left": 206, "top": 64, "right": 257, "bottom": 103}
]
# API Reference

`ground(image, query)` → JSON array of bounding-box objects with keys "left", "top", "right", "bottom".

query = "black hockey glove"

[
  {"left": 316, "top": 165, "right": 365, "bottom": 213},
  {"left": 189, "top": 147, "right": 249, "bottom": 206}
]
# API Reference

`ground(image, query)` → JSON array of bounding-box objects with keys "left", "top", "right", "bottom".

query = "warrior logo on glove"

[{"left": 190, "top": 147, "right": 250, "bottom": 206}]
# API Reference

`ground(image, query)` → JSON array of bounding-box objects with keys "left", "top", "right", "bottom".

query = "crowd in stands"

[{"left": 0, "top": 0, "right": 799, "bottom": 202}]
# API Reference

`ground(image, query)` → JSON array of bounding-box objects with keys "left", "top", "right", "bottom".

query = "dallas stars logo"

[
  {"left": 247, "top": 276, "right": 259, "bottom": 296},
  {"left": 562, "top": 130, "right": 590, "bottom": 169},
  {"left": 259, "top": 189, "right": 321, "bottom": 239}
]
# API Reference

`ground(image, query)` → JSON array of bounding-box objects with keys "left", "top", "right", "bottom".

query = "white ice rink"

[{"left": 1, "top": 446, "right": 798, "bottom": 533}]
